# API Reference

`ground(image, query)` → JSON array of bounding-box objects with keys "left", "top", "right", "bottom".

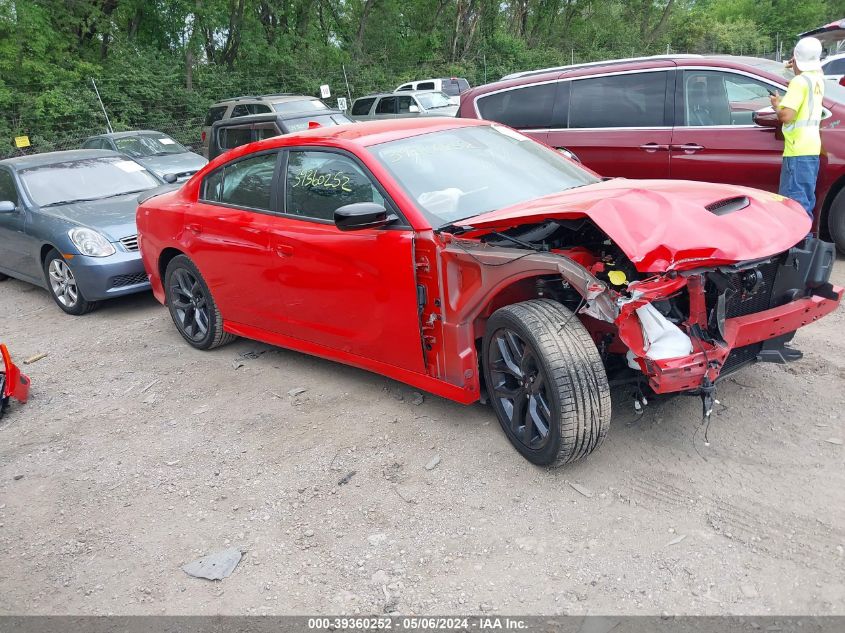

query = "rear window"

[
  {"left": 217, "top": 126, "right": 253, "bottom": 151},
  {"left": 351, "top": 98, "right": 376, "bottom": 115},
  {"left": 569, "top": 72, "right": 667, "bottom": 128},
  {"left": 441, "top": 78, "right": 469, "bottom": 96},
  {"left": 476, "top": 83, "right": 558, "bottom": 129},
  {"left": 283, "top": 113, "right": 352, "bottom": 133},
  {"left": 273, "top": 99, "right": 328, "bottom": 114},
  {"left": 417, "top": 81, "right": 436, "bottom": 91},
  {"left": 204, "top": 106, "right": 227, "bottom": 127}
]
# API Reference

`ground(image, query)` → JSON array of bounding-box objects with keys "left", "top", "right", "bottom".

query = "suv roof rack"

[
  {"left": 501, "top": 54, "right": 703, "bottom": 81},
  {"left": 219, "top": 93, "right": 298, "bottom": 103}
]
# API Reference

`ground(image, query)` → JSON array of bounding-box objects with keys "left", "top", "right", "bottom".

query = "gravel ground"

[{"left": 0, "top": 258, "right": 843, "bottom": 616}]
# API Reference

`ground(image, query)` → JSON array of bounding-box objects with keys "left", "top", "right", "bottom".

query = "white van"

[{"left": 394, "top": 77, "right": 471, "bottom": 105}]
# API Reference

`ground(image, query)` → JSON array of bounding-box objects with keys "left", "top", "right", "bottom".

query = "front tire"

[
  {"left": 482, "top": 299, "right": 611, "bottom": 467},
  {"left": 164, "top": 255, "right": 235, "bottom": 350},
  {"left": 43, "top": 249, "right": 98, "bottom": 315},
  {"left": 827, "top": 188, "right": 845, "bottom": 255}
]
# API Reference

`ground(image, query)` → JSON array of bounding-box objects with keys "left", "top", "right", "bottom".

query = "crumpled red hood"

[{"left": 455, "top": 179, "right": 811, "bottom": 272}]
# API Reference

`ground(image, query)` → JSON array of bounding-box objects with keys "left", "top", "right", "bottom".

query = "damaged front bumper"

[{"left": 617, "top": 238, "right": 843, "bottom": 394}]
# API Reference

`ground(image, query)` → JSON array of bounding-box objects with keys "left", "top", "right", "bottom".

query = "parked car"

[
  {"left": 801, "top": 18, "right": 845, "bottom": 80},
  {"left": 395, "top": 77, "right": 471, "bottom": 105},
  {"left": 350, "top": 91, "right": 458, "bottom": 120},
  {"left": 136, "top": 118, "right": 841, "bottom": 467},
  {"left": 822, "top": 53, "right": 845, "bottom": 81},
  {"left": 0, "top": 149, "right": 163, "bottom": 314},
  {"left": 458, "top": 54, "right": 845, "bottom": 253},
  {"left": 82, "top": 130, "right": 207, "bottom": 181},
  {"left": 208, "top": 110, "right": 352, "bottom": 160},
  {"left": 202, "top": 94, "right": 331, "bottom": 156}
]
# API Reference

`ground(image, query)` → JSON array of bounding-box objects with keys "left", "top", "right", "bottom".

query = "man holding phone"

[{"left": 769, "top": 37, "right": 825, "bottom": 222}]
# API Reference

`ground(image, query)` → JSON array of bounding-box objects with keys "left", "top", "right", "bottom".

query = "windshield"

[
  {"left": 283, "top": 113, "right": 353, "bottom": 133},
  {"left": 368, "top": 125, "right": 598, "bottom": 227},
  {"left": 415, "top": 92, "right": 453, "bottom": 110},
  {"left": 21, "top": 157, "right": 160, "bottom": 207},
  {"left": 273, "top": 99, "right": 329, "bottom": 114},
  {"left": 114, "top": 134, "right": 188, "bottom": 157}
]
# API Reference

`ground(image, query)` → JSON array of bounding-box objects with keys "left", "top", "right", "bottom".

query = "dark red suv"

[{"left": 458, "top": 55, "right": 845, "bottom": 253}]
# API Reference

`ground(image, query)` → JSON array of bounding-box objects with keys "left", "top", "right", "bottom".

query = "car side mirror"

[
  {"left": 409, "top": 105, "right": 420, "bottom": 114},
  {"left": 162, "top": 173, "right": 178, "bottom": 184},
  {"left": 0, "top": 200, "right": 17, "bottom": 213},
  {"left": 752, "top": 107, "right": 780, "bottom": 128},
  {"left": 334, "top": 202, "right": 395, "bottom": 231}
]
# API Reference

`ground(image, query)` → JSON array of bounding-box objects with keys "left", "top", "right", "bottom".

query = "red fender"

[{"left": 1, "top": 344, "right": 30, "bottom": 404}]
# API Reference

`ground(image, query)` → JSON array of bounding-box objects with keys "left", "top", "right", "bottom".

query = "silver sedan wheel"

[{"left": 48, "top": 259, "right": 79, "bottom": 308}]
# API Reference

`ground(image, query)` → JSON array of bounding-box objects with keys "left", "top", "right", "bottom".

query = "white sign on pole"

[
  {"left": 336, "top": 97, "right": 347, "bottom": 111},
  {"left": 320, "top": 84, "right": 331, "bottom": 99}
]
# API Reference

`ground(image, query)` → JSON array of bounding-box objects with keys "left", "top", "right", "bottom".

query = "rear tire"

[
  {"left": 164, "top": 254, "right": 235, "bottom": 350},
  {"left": 482, "top": 299, "right": 611, "bottom": 467},
  {"left": 828, "top": 188, "right": 845, "bottom": 255},
  {"left": 43, "top": 249, "right": 99, "bottom": 315}
]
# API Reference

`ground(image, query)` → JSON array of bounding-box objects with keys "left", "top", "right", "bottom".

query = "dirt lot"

[{"left": 0, "top": 258, "right": 843, "bottom": 617}]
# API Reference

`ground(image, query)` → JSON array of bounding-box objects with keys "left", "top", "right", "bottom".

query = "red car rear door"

[
  {"left": 669, "top": 68, "right": 784, "bottom": 192},
  {"left": 546, "top": 67, "right": 675, "bottom": 179},
  {"left": 185, "top": 150, "right": 286, "bottom": 331},
  {"left": 264, "top": 148, "right": 425, "bottom": 373}
]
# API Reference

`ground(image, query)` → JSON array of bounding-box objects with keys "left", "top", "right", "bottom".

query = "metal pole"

[
  {"left": 342, "top": 64, "right": 353, "bottom": 106},
  {"left": 90, "top": 78, "right": 113, "bottom": 134}
]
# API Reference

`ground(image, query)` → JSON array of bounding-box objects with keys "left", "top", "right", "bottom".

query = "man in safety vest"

[{"left": 769, "top": 37, "right": 825, "bottom": 222}]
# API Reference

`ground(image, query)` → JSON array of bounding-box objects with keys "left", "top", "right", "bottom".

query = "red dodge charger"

[{"left": 137, "top": 118, "right": 842, "bottom": 467}]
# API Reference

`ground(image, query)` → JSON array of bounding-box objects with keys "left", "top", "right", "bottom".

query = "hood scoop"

[{"left": 705, "top": 195, "right": 750, "bottom": 216}]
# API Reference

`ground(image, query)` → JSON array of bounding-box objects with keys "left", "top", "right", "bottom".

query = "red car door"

[
  {"left": 264, "top": 148, "right": 425, "bottom": 373},
  {"left": 669, "top": 68, "right": 784, "bottom": 192},
  {"left": 547, "top": 68, "right": 674, "bottom": 179},
  {"left": 186, "top": 150, "right": 285, "bottom": 331}
]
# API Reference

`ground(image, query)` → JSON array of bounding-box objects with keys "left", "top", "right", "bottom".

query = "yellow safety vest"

[{"left": 780, "top": 70, "right": 824, "bottom": 157}]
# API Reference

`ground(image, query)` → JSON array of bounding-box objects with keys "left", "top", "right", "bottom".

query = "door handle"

[
  {"left": 639, "top": 143, "right": 670, "bottom": 152},
  {"left": 185, "top": 223, "right": 201, "bottom": 234},
  {"left": 671, "top": 143, "right": 704, "bottom": 152},
  {"left": 274, "top": 244, "right": 294, "bottom": 257}
]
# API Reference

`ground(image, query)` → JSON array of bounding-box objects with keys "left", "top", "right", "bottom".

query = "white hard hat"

[{"left": 793, "top": 37, "right": 822, "bottom": 72}]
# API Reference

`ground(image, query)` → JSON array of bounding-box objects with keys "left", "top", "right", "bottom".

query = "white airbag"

[{"left": 626, "top": 303, "right": 694, "bottom": 369}]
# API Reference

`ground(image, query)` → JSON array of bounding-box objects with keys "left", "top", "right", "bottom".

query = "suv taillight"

[{"left": 201, "top": 130, "right": 206, "bottom": 142}]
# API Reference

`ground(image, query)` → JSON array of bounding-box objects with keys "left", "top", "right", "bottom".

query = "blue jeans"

[{"left": 779, "top": 155, "right": 819, "bottom": 220}]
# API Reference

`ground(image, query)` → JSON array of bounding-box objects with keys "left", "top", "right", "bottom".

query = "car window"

[
  {"left": 416, "top": 92, "right": 453, "bottom": 110},
  {"left": 231, "top": 104, "right": 251, "bottom": 118},
  {"left": 683, "top": 70, "right": 771, "bottom": 126},
  {"left": 375, "top": 97, "right": 397, "bottom": 115},
  {"left": 250, "top": 104, "right": 273, "bottom": 114},
  {"left": 569, "top": 71, "right": 667, "bottom": 128},
  {"left": 217, "top": 125, "right": 254, "bottom": 151},
  {"left": 204, "top": 106, "right": 227, "bottom": 127},
  {"left": 285, "top": 151, "right": 384, "bottom": 222},
  {"left": 477, "top": 82, "right": 558, "bottom": 129},
  {"left": 0, "top": 169, "right": 19, "bottom": 205},
  {"left": 202, "top": 152, "right": 277, "bottom": 211},
  {"left": 351, "top": 97, "right": 376, "bottom": 115},
  {"left": 255, "top": 123, "right": 281, "bottom": 141},
  {"left": 397, "top": 84, "right": 412, "bottom": 91},
  {"left": 418, "top": 81, "right": 436, "bottom": 91},
  {"left": 82, "top": 138, "right": 104, "bottom": 150},
  {"left": 397, "top": 96, "right": 414, "bottom": 114},
  {"left": 273, "top": 99, "right": 328, "bottom": 114},
  {"left": 441, "top": 79, "right": 468, "bottom": 96},
  {"left": 824, "top": 58, "right": 845, "bottom": 75},
  {"left": 114, "top": 134, "right": 188, "bottom": 158}
]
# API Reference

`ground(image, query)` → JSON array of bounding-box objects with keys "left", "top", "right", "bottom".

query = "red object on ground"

[{"left": 1, "top": 344, "right": 30, "bottom": 404}]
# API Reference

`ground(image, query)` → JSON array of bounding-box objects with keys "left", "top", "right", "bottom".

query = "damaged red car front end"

[{"left": 450, "top": 178, "right": 843, "bottom": 400}]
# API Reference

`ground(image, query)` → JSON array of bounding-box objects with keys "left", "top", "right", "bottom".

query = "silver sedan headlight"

[{"left": 68, "top": 227, "right": 116, "bottom": 257}]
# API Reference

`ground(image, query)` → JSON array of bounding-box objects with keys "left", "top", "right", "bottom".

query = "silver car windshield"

[
  {"left": 273, "top": 99, "right": 328, "bottom": 114},
  {"left": 415, "top": 92, "right": 453, "bottom": 110},
  {"left": 21, "top": 157, "right": 160, "bottom": 207},
  {"left": 114, "top": 134, "right": 188, "bottom": 157},
  {"left": 369, "top": 125, "right": 598, "bottom": 227}
]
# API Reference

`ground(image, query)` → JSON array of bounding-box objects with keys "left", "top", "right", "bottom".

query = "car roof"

[
  {"left": 247, "top": 117, "right": 488, "bottom": 149},
  {"left": 87, "top": 130, "right": 173, "bottom": 140},
  {"left": 211, "top": 109, "right": 347, "bottom": 127},
  {"left": 0, "top": 149, "right": 122, "bottom": 170},
  {"left": 211, "top": 94, "right": 319, "bottom": 107}
]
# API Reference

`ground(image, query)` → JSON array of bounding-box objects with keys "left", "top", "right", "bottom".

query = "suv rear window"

[
  {"left": 273, "top": 99, "right": 328, "bottom": 114},
  {"left": 569, "top": 72, "right": 667, "bottom": 128},
  {"left": 476, "top": 83, "right": 558, "bottom": 129},
  {"left": 351, "top": 98, "right": 376, "bottom": 115},
  {"left": 417, "top": 81, "right": 436, "bottom": 91},
  {"left": 204, "top": 106, "right": 227, "bottom": 127},
  {"left": 441, "top": 79, "right": 468, "bottom": 96}
]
